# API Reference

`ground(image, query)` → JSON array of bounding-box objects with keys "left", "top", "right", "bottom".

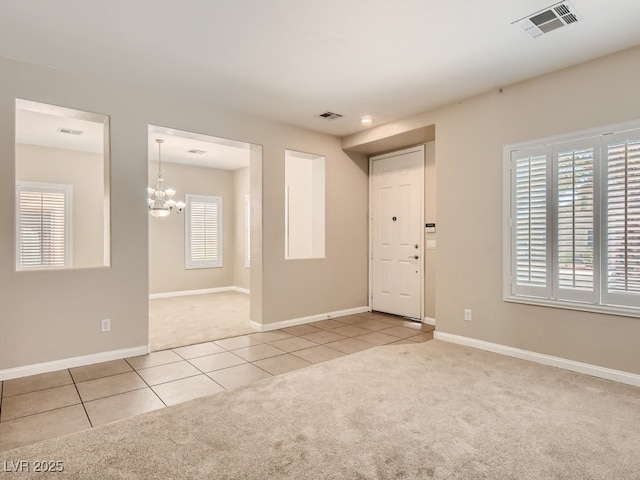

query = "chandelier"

[{"left": 148, "top": 139, "right": 185, "bottom": 217}]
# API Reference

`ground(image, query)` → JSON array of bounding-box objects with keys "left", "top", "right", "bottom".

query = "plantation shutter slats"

[
  {"left": 555, "top": 142, "right": 596, "bottom": 300},
  {"left": 185, "top": 194, "right": 222, "bottom": 269},
  {"left": 16, "top": 183, "right": 71, "bottom": 269},
  {"left": 605, "top": 132, "right": 640, "bottom": 306},
  {"left": 512, "top": 149, "right": 549, "bottom": 296}
]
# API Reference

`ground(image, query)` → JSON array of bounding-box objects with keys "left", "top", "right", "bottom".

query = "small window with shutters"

[
  {"left": 185, "top": 194, "right": 223, "bottom": 269},
  {"left": 504, "top": 122, "right": 640, "bottom": 315},
  {"left": 16, "top": 182, "right": 72, "bottom": 270}
]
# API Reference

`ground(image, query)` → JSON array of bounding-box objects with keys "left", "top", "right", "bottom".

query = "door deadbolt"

[{"left": 392, "top": 216, "right": 397, "bottom": 222}]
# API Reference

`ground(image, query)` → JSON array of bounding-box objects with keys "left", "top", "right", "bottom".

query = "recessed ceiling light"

[
  {"left": 57, "top": 127, "right": 83, "bottom": 135},
  {"left": 360, "top": 116, "right": 374, "bottom": 126},
  {"left": 187, "top": 149, "right": 207, "bottom": 155}
]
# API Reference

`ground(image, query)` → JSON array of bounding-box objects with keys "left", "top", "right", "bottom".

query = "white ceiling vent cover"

[
  {"left": 514, "top": 1, "right": 580, "bottom": 39},
  {"left": 318, "top": 111, "right": 343, "bottom": 120},
  {"left": 57, "top": 127, "right": 83, "bottom": 135}
]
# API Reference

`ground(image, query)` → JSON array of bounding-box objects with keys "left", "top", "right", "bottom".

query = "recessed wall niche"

[
  {"left": 285, "top": 149, "right": 326, "bottom": 259},
  {"left": 14, "top": 99, "right": 110, "bottom": 270}
]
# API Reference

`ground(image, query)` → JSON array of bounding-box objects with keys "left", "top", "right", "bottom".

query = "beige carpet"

[
  {"left": 149, "top": 291, "right": 256, "bottom": 351},
  {"left": 2, "top": 340, "right": 639, "bottom": 479}
]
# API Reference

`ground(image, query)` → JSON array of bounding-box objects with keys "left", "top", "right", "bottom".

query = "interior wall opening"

[
  {"left": 147, "top": 125, "right": 261, "bottom": 351},
  {"left": 14, "top": 99, "right": 111, "bottom": 271}
]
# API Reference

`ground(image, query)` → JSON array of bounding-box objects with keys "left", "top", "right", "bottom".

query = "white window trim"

[
  {"left": 184, "top": 194, "right": 223, "bottom": 270},
  {"left": 15, "top": 181, "right": 73, "bottom": 270},
  {"left": 503, "top": 118, "right": 640, "bottom": 318}
]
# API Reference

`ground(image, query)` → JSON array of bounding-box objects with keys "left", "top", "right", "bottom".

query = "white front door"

[{"left": 370, "top": 146, "right": 424, "bottom": 319}]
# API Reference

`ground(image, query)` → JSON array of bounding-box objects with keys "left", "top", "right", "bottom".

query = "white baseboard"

[
  {"left": 250, "top": 306, "right": 370, "bottom": 332},
  {"left": 435, "top": 332, "right": 640, "bottom": 388},
  {"left": 0, "top": 345, "right": 149, "bottom": 382},
  {"left": 149, "top": 286, "right": 249, "bottom": 299},
  {"left": 423, "top": 317, "right": 436, "bottom": 326}
]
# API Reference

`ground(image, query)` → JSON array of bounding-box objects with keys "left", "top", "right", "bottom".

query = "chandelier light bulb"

[{"left": 147, "top": 138, "right": 185, "bottom": 217}]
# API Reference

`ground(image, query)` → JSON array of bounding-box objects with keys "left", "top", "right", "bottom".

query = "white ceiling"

[
  {"left": 3, "top": 1, "right": 640, "bottom": 137},
  {"left": 15, "top": 103, "right": 251, "bottom": 171},
  {"left": 16, "top": 108, "right": 106, "bottom": 155},
  {"left": 148, "top": 126, "right": 251, "bottom": 170}
]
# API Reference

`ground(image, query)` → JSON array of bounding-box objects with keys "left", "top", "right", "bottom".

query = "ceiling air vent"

[
  {"left": 57, "top": 127, "right": 83, "bottom": 135},
  {"left": 514, "top": 1, "right": 580, "bottom": 39},
  {"left": 187, "top": 149, "right": 207, "bottom": 155},
  {"left": 318, "top": 111, "right": 343, "bottom": 120}
]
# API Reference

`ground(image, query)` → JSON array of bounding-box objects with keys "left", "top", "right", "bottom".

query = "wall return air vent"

[{"left": 514, "top": 1, "right": 580, "bottom": 39}]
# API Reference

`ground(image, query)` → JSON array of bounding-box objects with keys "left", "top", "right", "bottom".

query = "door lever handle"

[{"left": 408, "top": 255, "right": 419, "bottom": 260}]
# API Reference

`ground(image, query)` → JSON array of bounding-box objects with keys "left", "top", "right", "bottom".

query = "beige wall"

[
  {"left": 148, "top": 162, "right": 235, "bottom": 294},
  {"left": 0, "top": 56, "right": 368, "bottom": 371},
  {"left": 260, "top": 146, "right": 368, "bottom": 324},
  {"left": 233, "top": 167, "right": 250, "bottom": 290},
  {"left": 345, "top": 46, "right": 640, "bottom": 375},
  {"left": 16, "top": 143, "right": 105, "bottom": 268}
]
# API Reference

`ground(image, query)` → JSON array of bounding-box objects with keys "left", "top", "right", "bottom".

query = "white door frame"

[{"left": 368, "top": 145, "right": 425, "bottom": 320}]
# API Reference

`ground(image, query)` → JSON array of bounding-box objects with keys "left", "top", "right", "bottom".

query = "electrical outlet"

[
  {"left": 464, "top": 309, "right": 472, "bottom": 321},
  {"left": 101, "top": 318, "right": 111, "bottom": 333}
]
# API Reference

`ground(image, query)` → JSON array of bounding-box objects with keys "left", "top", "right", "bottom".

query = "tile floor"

[{"left": 0, "top": 311, "right": 434, "bottom": 452}]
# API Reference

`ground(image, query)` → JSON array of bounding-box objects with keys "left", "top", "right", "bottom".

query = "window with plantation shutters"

[
  {"left": 16, "top": 182, "right": 72, "bottom": 270},
  {"left": 505, "top": 122, "right": 640, "bottom": 316},
  {"left": 185, "top": 194, "right": 223, "bottom": 269},
  {"left": 603, "top": 131, "right": 640, "bottom": 308},
  {"left": 512, "top": 148, "right": 549, "bottom": 297}
]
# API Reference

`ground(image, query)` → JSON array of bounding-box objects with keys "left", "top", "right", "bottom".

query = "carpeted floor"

[
  {"left": 2, "top": 340, "right": 639, "bottom": 479},
  {"left": 149, "top": 291, "right": 256, "bottom": 351}
]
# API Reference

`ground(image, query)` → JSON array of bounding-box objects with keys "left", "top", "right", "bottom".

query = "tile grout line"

[
  {"left": 123, "top": 358, "right": 169, "bottom": 409},
  {"left": 246, "top": 361, "right": 273, "bottom": 376},
  {"left": 0, "top": 404, "right": 86, "bottom": 425},
  {"left": 175, "top": 347, "right": 274, "bottom": 381},
  {"left": 288, "top": 343, "right": 346, "bottom": 363},
  {"left": 69, "top": 368, "right": 94, "bottom": 428},
  {"left": 79, "top": 386, "right": 151, "bottom": 406},
  {"left": 72, "top": 365, "right": 152, "bottom": 406},
  {"left": 172, "top": 356, "right": 228, "bottom": 392}
]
